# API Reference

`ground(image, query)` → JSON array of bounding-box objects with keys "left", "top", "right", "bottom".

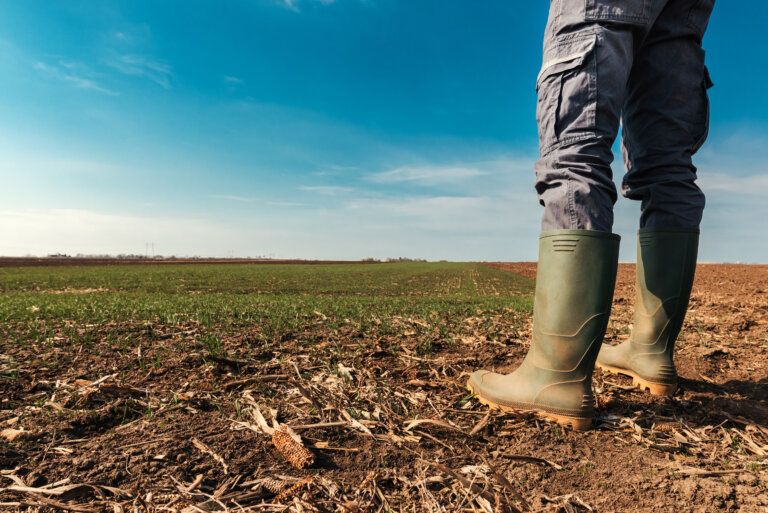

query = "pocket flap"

[{"left": 536, "top": 36, "right": 597, "bottom": 92}]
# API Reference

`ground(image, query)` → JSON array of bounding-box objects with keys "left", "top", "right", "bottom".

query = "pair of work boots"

[{"left": 467, "top": 228, "right": 699, "bottom": 431}]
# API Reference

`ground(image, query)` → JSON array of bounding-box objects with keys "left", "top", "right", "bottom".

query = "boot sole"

[
  {"left": 596, "top": 362, "right": 677, "bottom": 397},
  {"left": 466, "top": 383, "right": 592, "bottom": 431}
]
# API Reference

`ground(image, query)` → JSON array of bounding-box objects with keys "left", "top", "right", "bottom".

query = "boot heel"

[
  {"left": 632, "top": 376, "right": 677, "bottom": 397},
  {"left": 541, "top": 413, "right": 592, "bottom": 431},
  {"left": 597, "top": 363, "right": 678, "bottom": 397}
]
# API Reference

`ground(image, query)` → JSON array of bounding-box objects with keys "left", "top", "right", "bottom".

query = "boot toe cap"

[{"left": 467, "top": 370, "right": 491, "bottom": 393}]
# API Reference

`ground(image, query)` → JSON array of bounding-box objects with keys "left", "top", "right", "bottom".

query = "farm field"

[{"left": 0, "top": 261, "right": 767, "bottom": 512}]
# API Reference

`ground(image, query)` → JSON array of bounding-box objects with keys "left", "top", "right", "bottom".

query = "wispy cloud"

[
  {"left": 347, "top": 195, "right": 488, "bottom": 217},
  {"left": 369, "top": 165, "right": 488, "bottom": 185},
  {"left": 211, "top": 195, "right": 308, "bottom": 207},
  {"left": 299, "top": 185, "right": 354, "bottom": 195},
  {"left": 281, "top": 0, "right": 336, "bottom": 12},
  {"left": 110, "top": 24, "right": 152, "bottom": 45},
  {"left": 313, "top": 164, "right": 361, "bottom": 177},
  {"left": 223, "top": 75, "right": 243, "bottom": 85},
  {"left": 338, "top": 192, "right": 541, "bottom": 258},
  {"left": 33, "top": 61, "right": 118, "bottom": 96},
  {"left": 108, "top": 55, "right": 173, "bottom": 88},
  {"left": 267, "top": 201, "right": 307, "bottom": 207},
  {"left": 211, "top": 194, "right": 257, "bottom": 202},
  {"left": 698, "top": 172, "right": 768, "bottom": 195}
]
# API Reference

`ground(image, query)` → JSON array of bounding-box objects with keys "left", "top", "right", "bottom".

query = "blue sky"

[{"left": 0, "top": 0, "right": 766, "bottom": 261}]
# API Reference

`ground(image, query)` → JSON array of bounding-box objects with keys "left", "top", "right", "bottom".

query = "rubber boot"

[
  {"left": 467, "top": 230, "right": 620, "bottom": 431},
  {"left": 596, "top": 228, "right": 699, "bottom": 396}
]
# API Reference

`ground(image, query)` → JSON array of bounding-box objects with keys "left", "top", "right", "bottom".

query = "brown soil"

[{"left": 1, "top": 264, "right": 767, "bottom": 512}]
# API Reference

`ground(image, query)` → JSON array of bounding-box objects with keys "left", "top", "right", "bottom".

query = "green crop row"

[
  {"left": 0, "top": 262, "right": 533, "bottom": 352},
  {"left": 0, "top": 262, "right": 531, "bottom": 297}
]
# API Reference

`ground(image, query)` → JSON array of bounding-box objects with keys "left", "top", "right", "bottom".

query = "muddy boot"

[
  {"left": 467, "top": 230, "right": 620, "bottom": 431},
  {"left": 596, "top": 228, "right": 699, "bottom": 396}
]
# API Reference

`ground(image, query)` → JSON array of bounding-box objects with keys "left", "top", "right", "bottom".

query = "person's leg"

[
  {"left": 597, "top": 0, "right": 715, "bottom": 395},
  {"left": 469, "top": 0, "right": 664, "bottom": 429},
  {"left": 619, "top": 0, "right": 713, "bottom": 228},
  {"left": 533, "top": 0, "right": 648, "bottom": 232}
]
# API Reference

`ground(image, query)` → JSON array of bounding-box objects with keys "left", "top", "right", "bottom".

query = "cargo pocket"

[
  {"left": 536, "top": 34, "right": 598, "bottom": 156},
  {"left": 692, "top": 65, "right": 714, "bottom": 153},
  {"left": 585, "top": 0, "right": 651, "bottom": 25}
]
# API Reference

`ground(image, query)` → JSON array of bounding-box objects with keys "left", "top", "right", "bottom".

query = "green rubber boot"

[
  {"left": 596, "top": 228, "right": 699, "bottom": 396},
  {"left": 467, "top": 230, "right": 620, "bottom": 431}
]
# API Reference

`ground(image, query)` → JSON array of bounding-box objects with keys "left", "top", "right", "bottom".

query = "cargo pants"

[{"left": 534, "top": 0, "right": 716, "bottom": 232}]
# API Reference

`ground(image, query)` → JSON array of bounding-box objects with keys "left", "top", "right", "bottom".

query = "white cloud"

[
  {"left": 267, "top": 201, "right": 308, "bottom": 207},
  {"left": 223, "top": 75, "right": 243, "bottom": 85},
  {"left": 344, "top": 193, "right": 539, "bottom": 235},
  {"left": 348, "top": 195, "right": 485, "bottom": 214},
  {"left": 346, "top": 195, "right": 488, "bottom": 227},
  {"left": 110, "top": 24, "right": 152, "bottom": 45},
  {"left": 281, "top": 0, "right": 336, "bottom": 12},
  {"left": 211, "top": 194, "right": 257, "bottom": 202},
  {"left": 299, "top": 185, "right": 354, "bottom": 195},
  {"left": 697, "top": 172, "right": 768, "bottom": 195},
  {"left": 33, "top": 61, "right": 118, "bottom": 96},
  {"left": 314, "top": 165, "right": 361, "bottom": 176},
  {"left": 108, "top": 55, "right": 173, "bottom": 89},
  {"left": 210, "top": 195, "right": 307, "bottom": 207},
  {"left": 369, "top": 165, "right": 488, "bottom": 185}
]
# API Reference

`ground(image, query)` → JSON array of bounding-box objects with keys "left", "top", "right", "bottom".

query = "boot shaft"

[
  {"left": 632, "top": 228, "right": 699, "bottom": 352},
  {"left": 531, "top": 230, "right": 620, "bottom": 374}
]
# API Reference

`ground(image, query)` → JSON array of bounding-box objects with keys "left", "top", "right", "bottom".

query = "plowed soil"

[{"left": 1, "top": 263, "right": 767, "bottom": 512}]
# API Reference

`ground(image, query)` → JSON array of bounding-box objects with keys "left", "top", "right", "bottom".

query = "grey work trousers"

[{"left": 534, "top": 0, "right": 715, "bottom": 232}]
